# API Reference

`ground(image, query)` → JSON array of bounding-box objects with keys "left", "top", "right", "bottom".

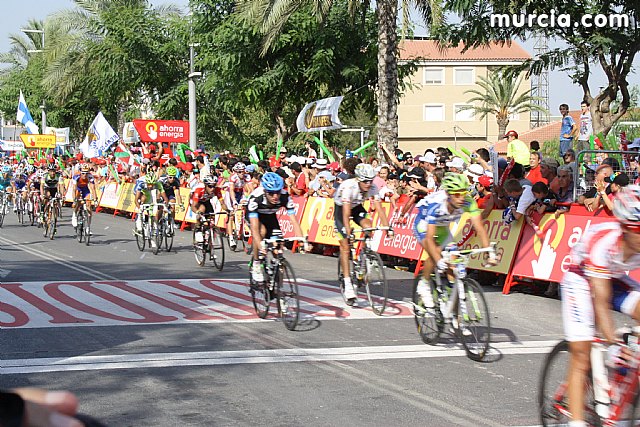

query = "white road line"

[
  {"left": 0, "top": 235, "right": 118, "bottom": 281},
  {"left": 1, "top": 340, "right": 558, "bottom": 374}
]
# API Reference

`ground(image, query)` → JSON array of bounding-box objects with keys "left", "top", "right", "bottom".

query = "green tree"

[
  {"left": 237, "top": 0, "right": 441, "bottom": 152},
  {"left": 195, "top": 1, "right": 379, "bottom": 151},
  {"left": 437, "top": 0, "right": 639, "bottom": 137},
  {"left": 460, "top": 70, "right": 547, "bottom": 139}
]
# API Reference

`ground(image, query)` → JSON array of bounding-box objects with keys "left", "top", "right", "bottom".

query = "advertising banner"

[
  {"left": 296, "top": 96, "right": 344, "bottom": 132},
  {"left": 174, "top": 188, "right": 193, "bottom": 223},
  {"left": 133, "top": 120, "right": 189, "bottom": 143},
  {"left": 368, "top": 202, "right": 425, "bottom": 261},
  {"left": 44, "top": 127, "right": 70, "bottom": 145},
  {"left": 122, "top": 122, "right": 140, "bottom": 144},
  {"left": 98, "top": 182, "right": 120, "bottom": 210},
  {"left": 276, "top": 196, "right": 307, "bottom": 238},
  {"left": 511, "top": 212, "right": 640, "bottom": 282},
  {"left": 452, "top": 209, "right": 524, "bottom": 275},
  {"left": 19, "top": 134, "right": 56, "bottom": 149},
  {"left": 116, "top": 183, "right": 136, "bottom": 213},
  {"left": 300, "top": 197, "right": 340, "bottom": 246},
  {"left": 0, "top": 140, "right": 25, "bottom": 151}
]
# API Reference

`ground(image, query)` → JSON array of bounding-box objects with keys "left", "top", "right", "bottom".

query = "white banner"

[
  {"left": 122, "top": 122, "right": 139, "bottom": 144},
  {"left": 45, "top": 127, "right": 70, "bottom": 145},
  {"left": 0, "top": 140, "right": 25, "bottom": 151},
  {"left": 79, "top": 112, "right": 119, "bottom": 158},
  {"left": 98, "top": 182, "right": 120, "bottom": 209},
  {"left": 296, "top": 96, "right": 344, "bottom": 132}
]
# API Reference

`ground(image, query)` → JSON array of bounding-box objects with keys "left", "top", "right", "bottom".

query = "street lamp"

[
  {"left": 188, "top": 43, "right": 201, "bottom": 152},
  {"left": 21, "top": 28, "right": 46, "bottom": 132}
]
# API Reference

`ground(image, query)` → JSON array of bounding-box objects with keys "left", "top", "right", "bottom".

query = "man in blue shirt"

[{"left": 559, "top": 103, "right": 577, "bottom": 157}]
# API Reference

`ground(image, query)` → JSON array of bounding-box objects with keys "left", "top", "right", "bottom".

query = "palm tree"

[
  {"left": 237, "top": 0, "right": 442, "bottom": 152},
  {"left": 0, "top": 19, "right": 45, "bottom": 73},
  {"left": 461, "top": 71, "right": 548, "bottom": 140}
]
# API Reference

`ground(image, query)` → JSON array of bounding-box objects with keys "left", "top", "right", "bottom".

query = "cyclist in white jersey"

[
  {"left": 562, "top": 185, "right": 640, "bottom": 426},
  {"left": 334, "top": 163, "right": 393, "bottom": 305}
]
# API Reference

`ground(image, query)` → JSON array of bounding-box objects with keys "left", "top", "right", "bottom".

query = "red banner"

[
  {"left": 133, "top": 120, "right": 189, "bottom": 143},
  {"left": 368, "top": 203, "right": 424, "bottom": 260},
  {"left": 276, "top": 196, "right": 307, "bottom": 238},
  {"left": 512, "top": 211, "right": 640, "bottom": 283}
]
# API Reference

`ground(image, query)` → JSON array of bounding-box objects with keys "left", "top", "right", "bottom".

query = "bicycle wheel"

[
  {"left": 277, "top": 259, "right": 299, "bottom": 331},
  {"left": 412, "top": 274, "right": 443, "bottom": 345},
  {"left": 211, "top": 228, "right": 225, "bottom": 271},
  {"left": 153, "top": 220, "right": 162, "bottom": 255},
  {"left": 50, "top": 205, "right": 58, "bottom": 240},
  {"left": 135, "top": 218, "right": 146, "bottom": 251},
  {"left": 539, "top": 340, "right": 602, "bottom": 427},
  {"left": 193, "top": 228, "right": 206, "bottom": 266},
  {"left": 76, "top": 211, "right": 85, "bottom": 243},
  {"left": 455, "top": 278, "right": 491, "bottom": 361},
  {"left": 84, "top": 212, "right": 91, "bottom": 246},
  {"left": 250, "top": 261, "right": 270, "bottom": 319},
  {"left": 0, "top": 199, "right": 6, "bottom": 228},
  {"left": 363, "top": 250, "right": 388, "bottom": 315},
  {"left": 43, "top": 205, "right": 51, "bottom": 238},
  {"left": 165, "top": 215, "right": 175, "bottom": 252}
]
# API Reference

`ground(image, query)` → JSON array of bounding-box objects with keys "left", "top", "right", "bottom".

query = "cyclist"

[
  {"left": 413, "top": 172, "right": 496, "bottom": 311},
  {"left": 334, "top": 163, "right": 393, "bottom": 305},
  {"left": 70, "top": 164, "right": 97, "bottom": 229},
  {"left": 135, "top": 174, "right": 169, "bottom": 245},
  {"left": 226, "top": 161, "right": 247, "bottom": 250},
  {"left": 0, "top": 165, "right": 12, "bottom": 202},
  {"left": 11, "top": 166, "right": 29, "bottom": 213},
  {"left": 159, "top": 166, "right": 184, "bottom": 223},
  {"left": 247, "top": 172, "right": 307, "bottom": 283},
  {"left": 190, "top": 175, "right": 224, "bottom": 243},
  {"left": 562, "top": 185, "right": 640, "bottom": 426},
  {"left": 40, "top": 165, "right": 64, "bottom": 217}
]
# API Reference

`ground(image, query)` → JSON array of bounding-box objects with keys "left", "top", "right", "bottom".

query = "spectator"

[
  {"left": 563, "top": 148, "right": 577, "bottom": 176},
  {"left": 305, "top": 140, "right": 318, "bottom": 159},
  {"left": 373, "top": 165, "right": 389, "bottom": 190},
  {"left": 576, "top": 100, "right": 593, "bottom": 154},
  {"left": 508, "top": 163, "right": 532, "bottom": 187},
  {"left": 288, "top": 162, "right": 307, "bottom": 196},
  {"left": 503, "top": 178, "right": 536, "bottom": 223},
  {"left": 465, "top": 163, "right": 485, "bottom": 185},
  {"left": 474, "top": 148, "right": 491, "bottom": 174},
  {"left": 577, "top": 164, "right": 613, "bottom": 209},
  {"left": 314, "top": 170, "right": 336, "bottom": 198},
  {"left": 379, "top": 173, "right": 400, "bottom": 206},
  {"left": 475, "top": 175, "right": 493, "bottom": 209},
  {"left": 554, "top": 164, "right": 574, "bottom": 203},
  {"left": 531, "top": 181, "right": 559, "bottom": 214},
  {"left": 559, "top": 103, "right": 577, "bottom": 156},
  {"left": 530, "top": 140, "right": 540, "bottom": 152},
  {"left": 505, "top": 130, "right": 530, "bottom": 167},
  {"left": 526, "top": 152, "right": 547, "bottom": 184},
  {"left": 446, "top": 157, "right": 466, "bottom": 174},
  {"left": 418, "top": 152, "right": 439, "bottom": 192},
  {"left": 542, "top": 157, "right": 560, "bottom": 192},
  {"left": 600, "top": 172, "right": 630, "bottom": 212},
  {"left": 308, "top": 158, "right": 328, "bottom": 195}
]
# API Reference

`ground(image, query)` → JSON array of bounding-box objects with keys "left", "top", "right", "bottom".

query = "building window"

[
  {"left": 454, "top": 67, "right": 475, "bottom": 85},
  {"left": 454, "top": 104, "right": 474, "bottom": 121},
  {"left": 424, "top": 67, "right": 444, "bottom": 85},
  {"left": 424, "top": 104, "right": 445, "bottom": 121}
]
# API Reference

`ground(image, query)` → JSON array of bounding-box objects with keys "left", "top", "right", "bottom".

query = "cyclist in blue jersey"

[
  {"left": 413, "top": 172, "right": 496, "bottom": 310},
  {"left": 11, "top": 167, "right": 29, "bottom": 212}
]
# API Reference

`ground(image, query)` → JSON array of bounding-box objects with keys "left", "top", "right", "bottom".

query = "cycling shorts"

[
  {"left": 561, "top": 272, "right": 640, "bottom": 342},
  {"left": 44, "top": 188, "right": 58, "bottom": 199},
  {"left": 246, "top": 213, "right": 280, "bottom": 239},
  {"left": 76, "top": 187, "right": 91, "bottom": 199},
  {"left": 334, "top": 204, "right": 367, "bottom": 239}
]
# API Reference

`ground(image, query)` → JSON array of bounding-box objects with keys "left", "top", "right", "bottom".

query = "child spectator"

[{"left": 531, "top": 182, "right": 559, "bottom": 214}]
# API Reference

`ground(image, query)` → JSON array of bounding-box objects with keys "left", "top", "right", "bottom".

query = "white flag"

[
  {"left": 79, "top": 112, "right": 119, "bottom": 159},
  {"left": 296, "top": 96, "right": 344, "bottom": 132},
  {"left": 16, "top": 90, "right": 39, "bottom": 134}
]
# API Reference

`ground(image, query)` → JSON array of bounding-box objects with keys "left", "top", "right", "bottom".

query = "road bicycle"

[
  {"left": 249, "top": 234, "right": 305, "bottom": 331},
  {"left": 0, "top": 190, "right": 8, "bottom": 227},
  {"left": 15, "top": 189, "right": 27, "bottom": 225},
  {"left": 230, "top": 203, "right": 251, "bottom": 254},
  {"left": 75, "top": 198, "right": 94, "bottom": 246},
  {"left": 42, "top": 195, "right": 62, "bottom": 240},
  {"left": 412, "top": 243, "right": 496, "bottom": 361},
  {"left": 26, "top": 189, "right": 41, "bottom": 227},
  {"left": 539, "top": 332, "right": 640, "bottom": 426},
  {"left": 135, "top": 203, "right": 167, "bottom": 255},
  {"left": 192, "top": 211, "right": 226, "bottom": 270},
  {"left": 162, "top": 201, "right": 181, "bottom": 252},
  {"left": 338, "top": 226, "right": 391, "bottom": 316}
]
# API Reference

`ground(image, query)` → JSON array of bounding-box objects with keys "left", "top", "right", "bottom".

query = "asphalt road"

[{"left": 0, "top": 205, "right": 627, "bottom": 426}]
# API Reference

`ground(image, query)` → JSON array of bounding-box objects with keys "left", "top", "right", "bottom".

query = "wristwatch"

[{"left": 0, "top": 391, "right": 25, "bottom": 427}]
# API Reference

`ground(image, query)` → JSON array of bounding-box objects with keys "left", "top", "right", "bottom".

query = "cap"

[
  {"left": 446, "top": 157, "right": 465, "bottom": 170},
  {"left": 327, "top": 161, "right": 341, "bottom": 171},
  {"left": 406, "top": 166, "right": 425, "bottom": 179},
  {"left": 317, "top": 170, "right": 335, "bottom": 182},
  {"left": 478, "top": 175, "right": 493, "bottom": 188},
  {"left": 280, "top": 146, "right": 288, "bottom": 153},
  {"left": 336, "top": 172, "right": 350, "bottom": 181},
  {"left": 313, "top": 158, "right": 328, "bottom": 169},
  {"left": 628, "top": 138, "right": 640, "bottom": 149},
  {"left": 420, "top": 152, "right": 437, "bottom": 164},
  {"left": 541, "top": 157, "right": 560, "bottom": 168},
  {"left": 505, "top": 130, "right": 518, "bottom": 138},
  {"left": 465, "top": 163, "right": 485, "bottom": 183}
]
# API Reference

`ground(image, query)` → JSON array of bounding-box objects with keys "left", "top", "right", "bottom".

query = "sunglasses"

[
  {"left": 206, "top": 184, "right": 215, "bottom": 188},
  {"left": 361, "top": 179, "right": 373, "bottom": 184},
  {"left": 449, "top": 190, "right": 468, "bottom": 197},
  {"left": 266, "top": 190, "right": 280, "bottom": 195},
  {"left": 623, "top": 223, "right": 640, "bottom": 234}
]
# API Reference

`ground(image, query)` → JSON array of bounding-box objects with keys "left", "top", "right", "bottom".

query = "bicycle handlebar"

[
  {"left": 264, "top": 236, "right": 306, "bottom": 243},
  {"left": 443, "top": 242, "right": 497, "bottom": 257}
]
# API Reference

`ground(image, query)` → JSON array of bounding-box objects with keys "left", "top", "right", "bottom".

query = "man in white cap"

[
  {"left": 465, "top": 163, "right": 485, "bottom": 184},
  {"left": 309, "top": 158, "right": 328, "bottom": 195},
  {"left": 418, "top": 152, "right": 438, "bottom": 192},
  {"left": 446, "top": 157, "right": 466, "bottom": 173}
]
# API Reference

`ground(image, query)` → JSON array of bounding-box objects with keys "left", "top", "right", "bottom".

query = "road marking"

[
  {"left": 0, "top": 278, "right": 412, "bottom": 328},
  {"left": 1, "top": 340, "right": 558, "bottom": 374},
  {"left": 0, "top": 268, "right": 11, "bottom": 278},
  {"left": 0, "top": 235, "right": 118, "bottom": 281}
]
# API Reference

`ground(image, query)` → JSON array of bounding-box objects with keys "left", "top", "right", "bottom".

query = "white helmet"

[{"left": 354, "top": 163, "right": 375, "bottom": 181}]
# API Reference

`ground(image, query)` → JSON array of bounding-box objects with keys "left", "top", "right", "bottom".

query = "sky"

[{"left": 1, "top": 1, "right": 638, "bottom": 121}]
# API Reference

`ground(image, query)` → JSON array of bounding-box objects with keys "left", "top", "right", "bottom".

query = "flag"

[
  {"left": 248, "top": 145, "right": 259, "bottom": 163},
  {"left": 296, "top": 96, "right": 344, "bottom": 132},
  {"left": 16, "top": 90, "right": 39, "bottom": 134},
  {"left": 114, "top": 141, "right": 139, "bottom": 166},
  {"left": 79, "top": 112, "right": 119, "bottom": 159}
]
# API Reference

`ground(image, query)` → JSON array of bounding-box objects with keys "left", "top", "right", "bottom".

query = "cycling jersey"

[
  {"left": 138, "top": 182, "right": 164, "bottom": 198},
  {"left": 562, "top": 222, "right": 640, "bottom": 342},
  {"left": 159, "top": 176, "right": 180, "bottom": 199},
  {"left": 190, "top": 184, "right": 218, "bottom": 205},
  {"left": 12, "top": 174, "right": 28, "bottom": 190},
  {"left": 334, "top": 178, "right": 379, "bottom": 207},
  {"left": 413, "top": 190, "right": 480, "bottom": 245},
  {"left": 246, "top": 187, "right": 294, "bottom": 239},
  {"left": 0, "top": 176, "right": 11, "bottom": 191},
  {"left": 72, "top": 173, "right": 95, "bottom": 188},
  {"left": 42, "top": 173, "right": 62, "bottom": 189}
]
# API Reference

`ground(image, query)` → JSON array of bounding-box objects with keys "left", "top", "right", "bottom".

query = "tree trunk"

[
  {"left": 376, "top": 0, "right": 399, "bottom": 153},
  {"left": 497, "top": 118, "right": 509, "bottom": 141}
]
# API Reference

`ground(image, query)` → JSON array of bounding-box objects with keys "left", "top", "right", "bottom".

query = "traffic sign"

[{"left": 19, "top": 134, "right": 56, "bottom": 148}]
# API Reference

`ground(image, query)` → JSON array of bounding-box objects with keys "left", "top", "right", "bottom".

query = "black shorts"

[
  {"left": 44, "top": 188, "right": 57, "bottom": 199},
  {"left": 334, "top": 204, "right": 368, "bottom": 239},
  {"left": 247, "top": 213, "right": 281, "bottom": 239}
]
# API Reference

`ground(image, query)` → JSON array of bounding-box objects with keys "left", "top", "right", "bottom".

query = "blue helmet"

[
  {"left": 261, "top": 172, "right": 284, "bottom": 192},
  {"left": 1, "top": 165, "right": 11, "bottom": 174}
]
